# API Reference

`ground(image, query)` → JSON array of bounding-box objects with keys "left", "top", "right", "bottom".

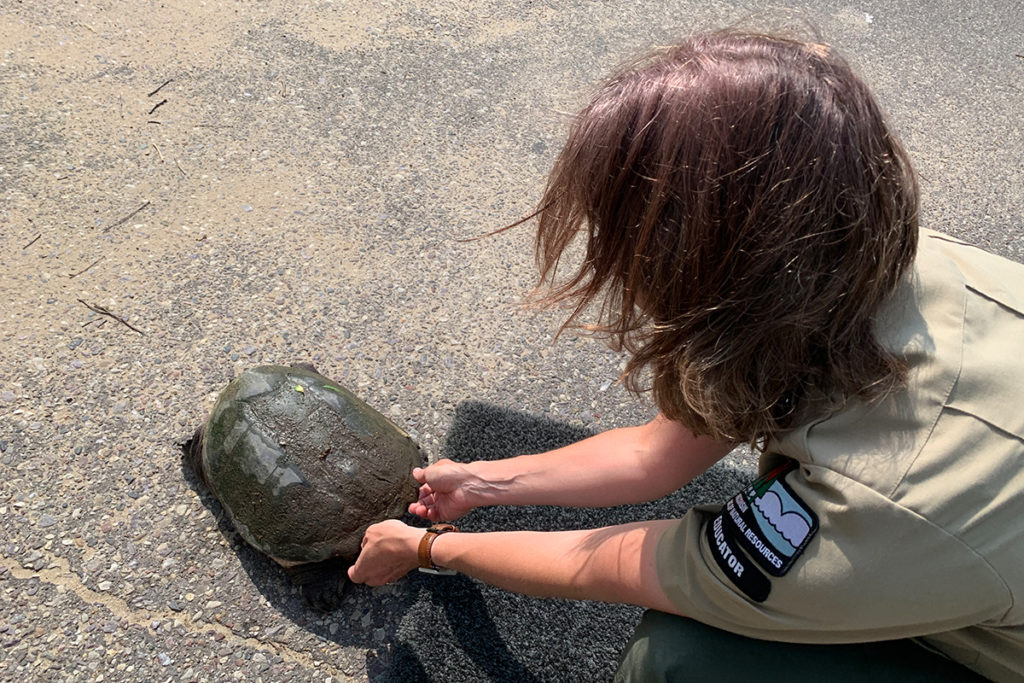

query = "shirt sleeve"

[{"left": 656, "top": 462, "right": 1011, "bottom": 643}]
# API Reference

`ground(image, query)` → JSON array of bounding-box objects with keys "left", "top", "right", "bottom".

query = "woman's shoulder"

[
  {"left": 919, "top": 228, "right": 1024, "bottom": 315},
  {"left": 771, "top": 228, "right": 1024, "bottom": 484}
]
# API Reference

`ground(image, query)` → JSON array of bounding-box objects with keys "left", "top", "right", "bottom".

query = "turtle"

[{"left": 183, "top": 363, "right": 422, "bottom": 611}]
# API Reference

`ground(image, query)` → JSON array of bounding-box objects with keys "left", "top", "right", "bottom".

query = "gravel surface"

[{"left": 1, "top": 1, "right": 1021, "bottom": 681}]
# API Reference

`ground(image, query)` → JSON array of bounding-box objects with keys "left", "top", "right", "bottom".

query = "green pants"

[{"left": 615, "top": 610, "right": 990, "bottom": 682}]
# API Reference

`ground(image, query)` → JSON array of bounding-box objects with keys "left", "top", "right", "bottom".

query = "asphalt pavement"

[{"left": 1, "top": 1, "right": 1021, "bottom": 681}]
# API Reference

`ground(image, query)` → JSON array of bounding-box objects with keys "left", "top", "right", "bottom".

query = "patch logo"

[{"left": 723, "top": 460, "right": 818, "bottom": 577}]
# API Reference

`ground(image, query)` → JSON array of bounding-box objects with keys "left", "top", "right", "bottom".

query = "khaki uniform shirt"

[{"left": 656, "top": 230, "right": 1024, "bottom": 682}]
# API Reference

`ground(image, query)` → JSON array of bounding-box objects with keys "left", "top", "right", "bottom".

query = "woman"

[{"left": 348, "top": 30, "right": 1023, "bottom": 681}]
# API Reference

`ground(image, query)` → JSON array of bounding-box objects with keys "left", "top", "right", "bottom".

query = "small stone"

[
  {"left": 1, "top": 392, "right": 16, "bottom": 402},
  {"left": 174, "top": 504, "right": 187, "bottom": 516},
  {"left": 205, "top": 600, "right": 223, "bottom": 610},
  {"left": 242, "top": 204, "right": 253, "bottom": 212},
  {"left": 22, "top": 551, "right": 44, "bottom": 569},
  {"left": 157, "top": 652, "right": 171, "bottom": 666},
  {"left": 97, "top": 581, "right": 112, "bottom": 591},
  {"left": 168, "top": 600, "right": 185, "bottom": 612},
  {"left": 0, "top": 441, "right": 7, "bottom": 453},
  {"left": 37, "top": 514, "right": 57, "bottom": 528},
  {"left": 244, "top": 345, "right": 257, "bottom": 356},
  {"left": 68, "top": 338, "right": 83, "bottom": 350}
]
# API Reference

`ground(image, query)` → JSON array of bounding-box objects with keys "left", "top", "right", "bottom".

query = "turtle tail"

[{"left": 182, "top": 424, "right": 210, "bottom": 489}]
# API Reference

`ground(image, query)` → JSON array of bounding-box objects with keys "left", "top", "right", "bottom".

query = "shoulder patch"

[
  {"left": 723, "top": 460, "right": 819, "bottom": 577},
  {"left": 705, "top": 511, "right": 771, "bottom": 602}
]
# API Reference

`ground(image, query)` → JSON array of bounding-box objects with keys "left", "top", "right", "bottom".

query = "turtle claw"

[
  {"left": 283, "top": 557, "right": 352, "bottom": 612},
  {"left": 301, "top": 578, "right": 348, "bottom": 613}
]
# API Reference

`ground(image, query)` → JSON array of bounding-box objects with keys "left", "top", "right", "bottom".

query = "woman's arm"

[
  {"left": 353, "top": 415, "right": 726, "bottom": 605},
  {"left": 411, "top": 414, "right": 732, "bottom": 520},
  {"left": 348, "top": 518, "right": 683, "bottom": 614}
]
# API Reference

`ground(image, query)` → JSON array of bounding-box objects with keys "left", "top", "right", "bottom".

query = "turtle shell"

[{"left": 200, "top": 365, "right": 421, "bottom": 564}]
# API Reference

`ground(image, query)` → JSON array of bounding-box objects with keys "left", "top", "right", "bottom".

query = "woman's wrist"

[
  {"left": 416, "top": 523, "right": 459, "bottom": 574},
  {"left": 426, "top": 526, "right": 461, "bottom": 573},
  {"left": 461, "top": 460, "right": 517, "bottom": 508}
]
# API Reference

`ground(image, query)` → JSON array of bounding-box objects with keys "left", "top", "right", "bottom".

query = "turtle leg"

[
  {"left": 181, "top": 424, "right": 211, "bottom": 490},
  {"left": 283, "top": 557, "right": 352, "bottom": 612}
]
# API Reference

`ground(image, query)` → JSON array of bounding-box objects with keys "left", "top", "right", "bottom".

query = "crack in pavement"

[{"left": 0, "top": 551, "right": 359, "bottom": 680}]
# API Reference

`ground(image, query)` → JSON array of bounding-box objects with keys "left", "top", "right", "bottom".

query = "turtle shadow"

[
  {"left": 180, "top": 401, "right": 754, "bottom": 682},
  {"left": 176, "top": 407, "right": 555, "bottom": 680},
  {"left": 178, "top": 436, "right": 371, "bottom": 619},
  {"left": 178, "top": 419, "right": 532, "bottom": 678},
  {"left": 178, "top": 441, "right": 318, "bottom": 609}
]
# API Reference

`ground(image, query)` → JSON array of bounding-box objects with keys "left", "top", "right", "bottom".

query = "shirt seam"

[
  {"left": 884, "top": 278, "right": 968, "bottom": 499},
  {"left": 965, "top": 282, "right": 1024, "bottom": 318},
  {"left": 943, "top": 405, "right": 1024, "bottom": 443}
]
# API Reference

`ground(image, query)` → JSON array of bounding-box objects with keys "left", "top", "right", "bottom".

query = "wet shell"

[{"left": 198, "top": 365, "right": 421, "bottom": 564}]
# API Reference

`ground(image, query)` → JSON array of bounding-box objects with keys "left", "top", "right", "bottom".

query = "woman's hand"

[
  {"left": 346, "top": 520, "right": 422, "bottom": 586},
  {"left": 408, "top": 459, "right": 479, "bottom": 522}
]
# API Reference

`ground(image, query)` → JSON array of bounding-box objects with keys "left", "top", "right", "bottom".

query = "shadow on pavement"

[{"left": 181, "top": 400, "right": 753, "bottom": 682}]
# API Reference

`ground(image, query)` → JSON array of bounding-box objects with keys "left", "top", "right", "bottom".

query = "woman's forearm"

[
  {"left": 462, "top": 416, "right": 731, "bottom": 509},
  {"left": 429, "top": 520, "right": 682, "bottom": 613}
]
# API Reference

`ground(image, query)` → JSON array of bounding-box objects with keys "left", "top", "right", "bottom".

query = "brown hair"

[{"left": 533, "top": 30, "right": 919, "bottom": 446}]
